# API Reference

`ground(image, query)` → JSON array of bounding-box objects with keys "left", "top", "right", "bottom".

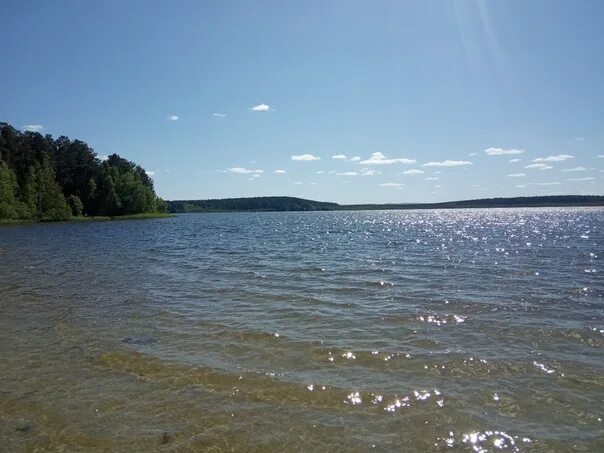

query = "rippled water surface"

[{"left": 1, "top": 208, "right": 603, "bottom": 452}]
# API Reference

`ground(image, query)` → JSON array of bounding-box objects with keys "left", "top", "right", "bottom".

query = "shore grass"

[
  {"left": 109, "top": 212, "right": 174, "bottom": 220},
  {"left": 0, "top": 212, "right": 174, "bottom": 226}
]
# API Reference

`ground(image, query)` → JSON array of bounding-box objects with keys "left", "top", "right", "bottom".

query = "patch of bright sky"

[{"left": 1, "top": 0, "right": 602, "bottom": 203}]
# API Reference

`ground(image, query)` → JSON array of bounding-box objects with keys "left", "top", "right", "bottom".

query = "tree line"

[
  {"left": 0, "top": 122, "right": 166, "bottom": 221},
  {"left": 168, "top": 196, "right": 340, "bottom": 213},
  {"left": 167, "top": 194, "right": 604, "bottom": 213}
]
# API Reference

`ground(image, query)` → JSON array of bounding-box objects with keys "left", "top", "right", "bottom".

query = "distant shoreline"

[
  {"left": 167, "top": 195, "right": 604, "bottom": 214},
  {"left": 0, "top": 212, "right": 174, "bottom": 226}
]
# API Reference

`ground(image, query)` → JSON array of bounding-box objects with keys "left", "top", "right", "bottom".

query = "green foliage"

[
  {"left": 0, "top": 161, "right": 20, "bottom": 219},
  {"left": 68, "top": 195, "right": 84, "bottom": 217},
  {"left": 0, "top": 122, "right": 164, "bottom": 221},
  {"left": 36, "top": 159, "right": 71, "bottom": 221}
]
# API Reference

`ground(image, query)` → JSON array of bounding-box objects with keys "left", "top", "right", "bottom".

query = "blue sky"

[{"left": 1, "top": 0, "right": 603, "bottom": 203}]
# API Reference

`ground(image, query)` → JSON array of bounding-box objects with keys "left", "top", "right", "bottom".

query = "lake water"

[{"left": 0, "top": 208, "right": 602, "bottom": 452}]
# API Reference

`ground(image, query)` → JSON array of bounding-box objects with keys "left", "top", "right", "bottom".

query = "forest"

[
  {"left": 168, "top": 195, "right": 604, "bottom": 213},
  {"left": 168, "top": 196, "right": 340, "bottom": 213},
  {"left": 0, "top": 122, "right": 166, "bottom": 221}
]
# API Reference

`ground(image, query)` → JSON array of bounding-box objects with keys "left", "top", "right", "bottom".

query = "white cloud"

[
  {"left": 167, "top": 115, "right": 179, "bottom": 121},
  {"left": 507, "top": 173, "right": 526, "bottom": 177},
  {"left": 424, "top": 177, "right": 439, "bottom": 181},
  {"left": 22, "top": 124, "right": 45, "bottom": 132},
  {"left": 485, "top": 147, "right": 524, "bottom": 156},
  {"left": 333, "top": 169, "right": 380, "bottom": 176},
  {"left": 251, "top": 174, "right": 261, "bottom": 178},
  {"left": 422, "top": 160, "right": 472, "bottom": 167},
  {"left": 516, "top": 185, "right": 527, "bottom": 188},
  {"left": 575, "top": 137, "right": 584, "bottom": 141},
  {"left": 291, "top": 154, "right": 320, "bottom": 161},
  {"left": 359, "top": 168, "right": 380, "bottom": 176},
  {"left": 525, "top": 163, "right": 553, "bottom": 170},
  {"left": 332, "top": 154, "right": 347, "bottom": 160},
  {"left": 562, "top": 166, "right": 586, "bottom": 172},
  {"left": 227, "top": 167, "right": 263, "bottom": 174},
  {"left": 532, "top": 154, "right": 574, "bottom": 163},
  {"left": 534, "top": 182, "right": 561, "bottom": 186},
  {"left": 99, "top": 155, "right": 109, "bottom": 161},
  {"left": 360, "top": 152, "right": 415, "bottom": 165},
  {"left": 402, "top": 169, "right": 424, "bottom": 175},
  {"left": 274, "top": 169, "right": 287, "bottom": 174},
  {"left": 597, "top": 155, "right": 604, "bottom": 158},
  {"left": 567, "top": 177, "right": 595, "bottom": 182},
  {"left": 293, "top": 181, "right": 303, "bottom": 185},
  {"left": 146, "top": 170, "right": 156, "bottom": 177},
  {"left": 509, "top": 158, "right": 521, "bottom": 163},
  {"left": 315, "top": 170, "right": 325, "bottom": 175},
  {"left": 251, "top": 103, "right": 271, "bottom": 112},
  {"left": 468, "top": 152, "right": 478, "bottom": 157},
  {"left": 350, "top": 156, "right": 361, "bottom": 161},
  {"left": 434, "top": 185, "right": 442, "bottom": 188},
  {"left": 380, "top": 183, "right": 404, "bottom": 188},
  {"left": 213, "top": 113, "right": 227, "bottom": 117}
]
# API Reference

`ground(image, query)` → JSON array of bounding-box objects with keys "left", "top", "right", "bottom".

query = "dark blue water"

[{"left": 0, "top": 208, "right": 602, "bottom": 451}]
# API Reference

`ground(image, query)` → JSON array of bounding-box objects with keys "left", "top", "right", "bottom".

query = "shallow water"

[{"left": 0, "top": 208, "right": 602, "bottom": 452}]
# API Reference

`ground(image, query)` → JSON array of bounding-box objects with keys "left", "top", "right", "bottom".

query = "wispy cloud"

[
  {"left": 507, "top": 173, "right": 526, "bottom": 177},
  {"left": 227, "top": 167, "right": 263, "bottom": 174},
  {"left": 534, "top": 182, "right": 561, "bottom": 186},
  {"left": 167, "top": 115, "right": 179, "bottom": 121},
  {"left": 213, "top": 113, "right": 227, "bottom": 117},
  {"left": 350, "top": 156, "right": 361, "bottom": 161},
  {"left": 145, "top": 170, "right": 156, "bottom": 177},
  {"left": 485, "top": 147, "right": 524, "bottom": 156},
  {"left": 468, "top": 152, "right": 478, "bottom": 156},
  {"left": 335, "top": 168, "right": 381, "bottom": 177},
  {"left": 402, "top": 169, "right": 424, "bottom": 175},
  {"left": 251, "top": 103, "right": 271, "bottom": 112},
  {"left": 562, "top": 166, "right": 586, "bottom": 172},
  {"left": 525, "top": 163, "right": 553, "bottom": 170},
  {"left": 274, "top": 169, "right": 287, "bottom": 174},
  {"left": 332, "top": 154, "right": 347, "bottom": 160},
  {"left": 291, "top": 154, "right": 320, "bottom": 161},
  {"left": 22, "top": 124, "right": 45, "bottom": 132},
  {"left": 424, "top": 177, "right": 439, "bottom": 181},
  {"left": 99, "top": 155, "right": 109, "bottom": 161},
  {"left": 380, "top": 183, "right": 404, "bottom": 188},
  {"left": 293, "top": 181, "right": 303, "bottom": 185},
  {"left": 422, "top": 160, "right": 472, "bottom": 167},
  {"left": 532, "top": 154, "right": 574, "bottom": 163},
  {"left": 598, "top": 155, "right": 604, "bottom": 159},
  {"left": 360, "top": 168, "right": 380, "bottom": 176},
  {"left": 509, "top": 158, "right": 521, "bottom": 163},
  {"left": 360, "top": 152, "right": 415, "bottom": 165},
  {"left": 567, "top": 177, "right": 595, "bottom": 182}
]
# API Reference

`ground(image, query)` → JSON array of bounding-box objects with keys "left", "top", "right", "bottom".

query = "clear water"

[{"left": 0, "top": 208, "right": 602, "bottom": 452}]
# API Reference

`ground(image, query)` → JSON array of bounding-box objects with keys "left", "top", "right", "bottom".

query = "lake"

[{"left": 0, "top": 208, "right": 602, "bottom": 452}]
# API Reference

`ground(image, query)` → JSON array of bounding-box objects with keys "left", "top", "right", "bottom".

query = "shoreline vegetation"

[
  {"left": 0, "top": 212, "right": 174, "bottom": 225},
  {"left": 167, "top": 195, "right": 604, "bottom": 213},
  {"left": 1, "top": 122, "right": 167, "bottom": 224}
]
